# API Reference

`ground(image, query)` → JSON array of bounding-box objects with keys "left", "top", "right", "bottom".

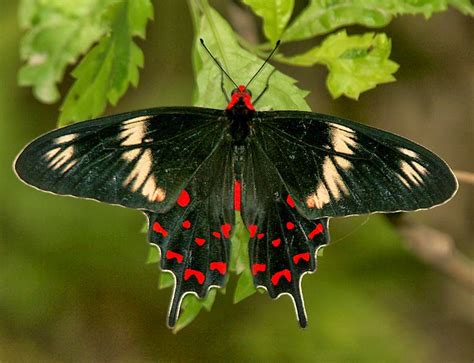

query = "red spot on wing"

[
  {"left": 293, "top": 252, "right": 311, "bottom": 264},
  {"left": 286, "top": 221, "right": 295, "bottom": 230},
  {"left": 272, "top": 238, "right": 281, "bottom": 247},
  {"left": 308, "top": 223, "right": 324, "bottom": 239},
  {"left": 271, "top": 269, "right": 291, "bottom": 285},
  {"left": 177, "top": 189, "right": 190, "bottom": 207},
  {"left": 257, "top": 233, "right": 265, "bottom": 239},
  {"left": 166, "top": 250, "right": 183, "bottom": 263},
  {"left": 212, "top": 231, "right": 222, "bottom": 239},
  {"left": 184, "top": 268, "right": 205, "bottom": 285},
  {"left": 286, "top": 194, "right": 296, "bottom": 208},
  {"left": 182, "top": 220, "right": 191, "bottom": 229},
  {"left": 210, "top": 262, "right": 227, "bottom": 275},
  {"left": 248, "top": 225, "right": 257, "bottom": 238},
  {"left": 194, "top": 237, "right": 206, "bottom": 246},
  {"left": 153, "top": 222, "right": 168, "bottom": 237},
  {"left": 234, "top": 180, "right": 241, "bottom": 211},
  {"left": 252, "top": 263, "right": 267, "bottom": 276},
  {"left": 221, "top": 224, "right": 232, "bottom": 239}
]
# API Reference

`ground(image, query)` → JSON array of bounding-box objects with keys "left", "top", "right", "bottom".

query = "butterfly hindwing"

[
  {"left": 252, "top": 111, "right": 457, "bottom": 219},
  {"left": 241, "top": 139, "right": 330, "bottom": 327},
  {"left": 15, "top": 107, "right": 226, "bottom": 212},
  {"left": 145, "top": 139, "right": 234, "bottom": 327}
]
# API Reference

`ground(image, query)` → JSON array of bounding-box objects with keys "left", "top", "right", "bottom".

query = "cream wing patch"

[{"left": 44, "top": 133, "right": 79, "bottom": 173}]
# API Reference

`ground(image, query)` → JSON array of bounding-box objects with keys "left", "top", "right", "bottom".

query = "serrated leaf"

[
  {"left": 283, "top": 0, "right": 471, "bottom": 42},
  {"left": 233, "top": 269, "right": 256, "bottom": 303},
  {"left": 58, "top": 0, "right": 153, "bottom": 125},
  {"left": 172, "top": 291, "right": 216, "bottom": 333},
  {"left": 286, "top": 31, "right": 399, "bottom": 99},
  {"left": 145, "top": 245, "right": 159, "bottom": 264},
  {"left": 192, "top": 2, "right": 310, "bottom": 111},
  {"left": 243, "top": 0, "right": 295, "bottom": 43},
  {"left": 18, "top": 0, "right": 114, "bottom": 103},
  {"left": 158, "top": 271, "right": 174, "bottom": 289}
]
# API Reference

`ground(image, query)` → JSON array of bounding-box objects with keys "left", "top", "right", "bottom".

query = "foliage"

[{"left": 17, "top": 0, "right": 473, "bottom": 331}]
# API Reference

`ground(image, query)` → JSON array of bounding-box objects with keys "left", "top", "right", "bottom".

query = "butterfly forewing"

[
  {"left": 252, "top": 111, "right": 457, "bottom": 219},
  {"left": 15, "top": 107, "right": 226, "bottom": 212}
]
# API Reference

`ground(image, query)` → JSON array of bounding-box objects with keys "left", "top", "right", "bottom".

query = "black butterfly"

[{"left": 14, "top": 41, "right": 457, "bottom": 328}]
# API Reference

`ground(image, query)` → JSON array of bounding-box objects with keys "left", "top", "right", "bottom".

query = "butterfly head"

[{"left": 227, "top": 85, "right": 255, "bottom": 112}]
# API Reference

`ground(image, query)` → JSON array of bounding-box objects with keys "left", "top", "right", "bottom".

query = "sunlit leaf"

[
  {"left": 145, "top": 245, "right": 159, "bottom": 264},
  {"left": 172, "top": 290, "right": 216, "bottom": 333},
  {"left": 59, "top": 0, "right": 153, "bottom": 125},
  {"left": 18, "top": 0, "right": 114, "bottom": 103},
  {"left": 285, "top": 31, "right": 399, "bottom": 99},
  {"left": 158, "top": 271, "right": 174, "bottom": 289},
  {"left": 283, "top": 0, "right": 473, "bottom": 42},
  {"left": 243, "top": 0, "right": 295, "bottom": 43},
  {"left": 233, "top": 269, "right": 256, "bottom": 303}
]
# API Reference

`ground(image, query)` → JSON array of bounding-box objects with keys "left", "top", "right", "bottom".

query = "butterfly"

[{"left": 14, "top": 40, "right": 457, "bottom": 328}]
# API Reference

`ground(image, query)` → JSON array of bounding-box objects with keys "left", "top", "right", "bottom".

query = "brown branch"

[
  {"left": 389, "top": 216, "right": 474, "bottom": 291},
  {"left": 453, "top": 170, "right": 474, "bottom": 185}
]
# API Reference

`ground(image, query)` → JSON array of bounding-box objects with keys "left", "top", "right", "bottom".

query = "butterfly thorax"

[{"left": 226, "top": 85, "right": 255, "bottom": 145}]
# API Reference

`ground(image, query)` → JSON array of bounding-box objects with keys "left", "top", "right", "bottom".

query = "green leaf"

[
  {"left": 158, "top": 271, "right": 174, "bottom": 289},
  {"left": 58, "top": 0, "right": 153, "bottom": 125},
  {"left": 283, "top": 0, "right": 472, "bottom": 42},
  {"left": 285, "top": 31, "right": 399, "bottom": 99},
  {"left": 191, "top": 0, "right": 310, "bottom": 111},
  {"left": 145, "top": 245, "right": 159, "bottom": 264},
  {"left": 172, "top": 290, "right": 216, "bottom": 333},
  {"left": 448, "top": 0, "right": 474, "bottom": 15},
  {"left": 242, "top": 0, "right": 295, "bottom": 43},
  {"left": 233, "top": 269, "right": 256, "bottom": 303},
  {"left": 18, "top": 0, "right": 114, "bottom": 103}
]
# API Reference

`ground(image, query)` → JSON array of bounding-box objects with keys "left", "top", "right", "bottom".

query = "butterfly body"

[{"left": 15, "top": 87, "right": 457, "bottom": 328}]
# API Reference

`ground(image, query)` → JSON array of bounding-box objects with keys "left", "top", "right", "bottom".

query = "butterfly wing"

[
  {"left": 146, "top": 140, "right": 234, "bottom": 327},
  {"left": 251, "top": 111, "right": 457, "bottom": 219},
  {"left": 241, "top": 138, "right": 330, "bottom": 327},
  {"left": 15, "top": 107, "right": 227, "bottom": 212}
]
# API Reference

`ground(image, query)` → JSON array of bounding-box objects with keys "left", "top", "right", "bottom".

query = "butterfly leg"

[{"left": 253, "top": 69, "right": 276, "bottom": 105}]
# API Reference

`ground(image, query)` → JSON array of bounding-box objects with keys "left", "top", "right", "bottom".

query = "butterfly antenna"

[
  {"left": 199, "top": 38, "right": 238, "bottom": 88},
  {"left": 245, "top": 40, "right": 280, "bottom": 88}
]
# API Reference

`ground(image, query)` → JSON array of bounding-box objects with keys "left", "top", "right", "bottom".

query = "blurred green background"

[{"left": 1, "top": 1, "right": 472, "bottom": 362}]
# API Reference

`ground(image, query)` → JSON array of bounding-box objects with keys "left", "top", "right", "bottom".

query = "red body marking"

[
  {"left": 293, "top": 252, "right": 310, "bottom": 264},
  {"left": 226, "top": 85, "right": 255, "bottom": 111},
  {"left": 257, "top": 233, "right": 265, "bottom": 239},
  {"left": 212, "top": 231, "right": 222, "bottom": 239},
  {"left": 210, "top": 262, "right": 227, "bottom": 275},
  {"left": 248, "top": 225, "right": 258, "bottom": 238},
  {"left": 182, "top": 220, "right": 191, "bottom": 229},
  {"left": 177, "top": 189, "right": 190, "bottom": 207},
  {"left": 184, "top": 268, "right": 205, "bottom": 285},
  {"left": 286, "top": 221, "right": 295, "bottom": 230},
  {"left": 221, "top": 223, "right": 232, "bottom": 239},
  {"left": 194, "top": 237, "right": 206, "bottom": 246},
  {"left": 286, "top": 194, "right": 296, "bottom": 208},
  {"left": 153, "top": 222, "right": 168, "bottom": 237},
  {"left": 271, "top": 269, "right": 291, "bottom": 285},
  {"left": 308, "top": 223, "right": 324, "bottom": 239},
  {"left": 234, "top": 180, "right": 241, "bottom": 211},
  {"left": 272, "top": 238, "right": 281, "bottom": 247},
  {"left": 166, "top": 250, "right": 183, "bottom": 263},
  {"left": 252, "top": 263, "right": 267, "bottom": 276}
]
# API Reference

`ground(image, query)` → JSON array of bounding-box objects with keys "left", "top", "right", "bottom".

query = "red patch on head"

[
  {"left": 166, "top": 250, "right": 183, "bottom": 263},
  {"left": 177, "top": 189, "right": 190, "bottom": 207},
  {"left": 194, "top": 237, "right": 206, "bottom": 246},
  {"left": 152, "top": 222, "right": 168, "bottom": 237},
  {"left": 184, "top": 268, "right": 205, "bottom": 285},
  {"left": 308, "top": 223, "right": 324, "bottom": 239},
  {"left": 234, "top": 180, "right": 241, "bottom": 211},
  {"left": 251, "top": 263, "right": 267, "bottom": 276},
  {"left": 257, "top": 233, "right": 265, "bottom": 239},
  {"left": 271, "top": 269, "right": 291, "bottom": 285},
  {"left": 248, "top": 225, "right": 258, "bottom": 238},
  {"left": 182, "top": 220, "right": 191, "bottom": 229},
  {"left": 212, "top": 231, "right": 222, "bottom": 239},
  {"left": 286, "top": 221, "right": 295, "bottom": 230},
  {"left": 210, "top": 262, "right": 227, "bottom": 275},
  {"left": 272, "top": 238, "right": 281, "bottom": 247},
  {"left": 293, "top": 252, "right": 311, "bottom": 264},
  {"left": 286, "top": 194, "right": 296, "bottom": 208},
  {"left": 221, "top": 224, "right": 232, "bottom": 239}
]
